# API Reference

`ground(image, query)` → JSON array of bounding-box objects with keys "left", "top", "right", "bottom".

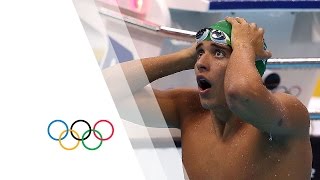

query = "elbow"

[
  {"left": 225, "top": 83, "right": 246, "bottom": 100},
  {"left": 225, "top": 86, "right": 243, "bottom": 111},
  {"left": 225, "top": 83, "right": 256, "bottom": 108}
]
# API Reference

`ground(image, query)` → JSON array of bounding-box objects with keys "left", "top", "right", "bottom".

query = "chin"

[
  {"left": 200, "top": 98, "right": 225, "bottom": 110},
  {"left": 200, "top": 100, "right": 212, "bottom": 110}
]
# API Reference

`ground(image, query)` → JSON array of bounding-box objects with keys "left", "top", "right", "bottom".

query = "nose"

[{"left": 195, "top": 54, "right": 209, "bottom": 73}]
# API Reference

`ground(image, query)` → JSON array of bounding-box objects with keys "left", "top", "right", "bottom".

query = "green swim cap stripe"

[{"left": 255, "top": 60, "right": 267, "bottom": 76}]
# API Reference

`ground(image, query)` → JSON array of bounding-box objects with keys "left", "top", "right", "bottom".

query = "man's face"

[{"left": 194, "top": 41, "right": 232, "bottom": 109}]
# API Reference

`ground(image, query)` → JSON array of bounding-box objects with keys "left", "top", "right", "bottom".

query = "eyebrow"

[
  {"left": 196, "top": 42, "right": 203, "bottom": 50},
  {"left": 211, "top": 43, "right": 232, "bottom": 52},
  {"left": 196, "top": 42, "right": 232, "bottom": 52}
]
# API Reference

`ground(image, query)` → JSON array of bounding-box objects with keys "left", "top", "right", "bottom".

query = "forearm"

[
  {"left": 223, "top": 17, "right": 291, "bottom": 134},
  {"left": 224, "top": 45, "right": 263, "bottom": 93},
  {"left": 102, "top": 48, "right": 194, "bottom": 98},
  {"left": 140, "top": 51, "right": 194, "bottom": 83},
  {"left": 224, "top": 46, "right": 274, "bottom": 128}
]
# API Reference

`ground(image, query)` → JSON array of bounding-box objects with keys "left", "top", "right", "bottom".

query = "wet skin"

[
  {"left": 178, "top": 92, "right": 311, "bottom": 180},
  {"left": 160, "top": 41, "right": 312, "bottom": 180},
  {"left": 110, "top": 19, "right": 313, "bottom": 179}
]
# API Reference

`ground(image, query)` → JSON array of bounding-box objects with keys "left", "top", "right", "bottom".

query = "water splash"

[{"left": 269, "top": 132, "right": 273, "bottom": 141}]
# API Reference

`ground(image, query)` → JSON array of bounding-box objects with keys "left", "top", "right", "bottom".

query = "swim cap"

[{"left": 198, "top": 20, "right": 268, "bottom": 76}]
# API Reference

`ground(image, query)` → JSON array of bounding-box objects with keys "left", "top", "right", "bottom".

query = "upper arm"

[
  {"left": 226, "top": 85, "right": 310, "bottom": 138},
  {"left": 132, "top": 86, "right": 198, "bottom": 128}
]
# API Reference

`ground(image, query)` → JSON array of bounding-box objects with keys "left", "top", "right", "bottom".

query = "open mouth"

[{"left": 197, "top": 77, "right": 212, "bottom": 91}]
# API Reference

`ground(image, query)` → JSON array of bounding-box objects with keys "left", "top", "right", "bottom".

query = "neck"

[{"left": 210, "top": 106, "right": 241, "bottom": 140}]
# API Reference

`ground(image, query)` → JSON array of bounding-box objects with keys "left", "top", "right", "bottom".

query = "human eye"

[
  {"left": 197, "top": 49, "right": 205, "bottom": 59},
  {"left": 214, "top": 49, "right": 225, "bottom": 58}
]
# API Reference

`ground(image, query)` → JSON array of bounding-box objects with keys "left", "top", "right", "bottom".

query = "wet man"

[{"left": 103, "top": 17, "right": 312, "bottom": 179}]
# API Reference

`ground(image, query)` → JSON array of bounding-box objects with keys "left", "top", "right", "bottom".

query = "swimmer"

[{"left": 103, "top": 17, "right": 312, "bottom": 179}]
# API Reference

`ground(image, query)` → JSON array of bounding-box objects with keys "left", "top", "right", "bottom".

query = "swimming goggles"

[{"left": 195, "top": 28, "right": 231, "bottom": 46}]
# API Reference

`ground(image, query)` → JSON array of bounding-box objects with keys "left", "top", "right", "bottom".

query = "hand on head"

[
  {"left": 225, "top": 17, "right": 272, "bottom": 60},
  {"left": 182, "top": 42, "right": 198, "bottom": 69}
]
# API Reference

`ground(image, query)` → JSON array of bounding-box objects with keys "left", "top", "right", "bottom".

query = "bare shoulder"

[
  {"left": 273, "top": 92, "right": 310, "bottom": 138},
  {"left": 168, "top": 88, "right": 205, "bottom": 117},
  {"left": 165, "top": 88, "right": 201, "bottom": 106},
  {"left": 149, "top": 87, "right": 203, "bottom": 128}
]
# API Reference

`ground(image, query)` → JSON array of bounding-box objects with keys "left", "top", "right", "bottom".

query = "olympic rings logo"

[
  {"left": 47, "top": 119, "right": 114, "bottom": 150},
  {"left": 274, "top": 85, "right": 302, "bottom": 97}
]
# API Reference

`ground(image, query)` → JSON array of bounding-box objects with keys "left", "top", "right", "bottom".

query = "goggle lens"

[
  {"left": 195, "top": 28, "right": 229, "bottom": 46},
  {"left": 195, "top": 28, "right": 211, "bottom": 42},
  {"left": 211, "top": 30, "right": 226, "bottom": 40}
]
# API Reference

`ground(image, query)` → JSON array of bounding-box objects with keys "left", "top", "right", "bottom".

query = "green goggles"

[{"left": 195, "top": 28, "right": 231, "bottom": 46}]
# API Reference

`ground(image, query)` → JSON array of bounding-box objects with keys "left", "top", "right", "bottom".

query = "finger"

[
  {"left": 249, "top": 23, "right": 257, "bottom": 29},
  {"left": 258, "top": 27, "right": 264, "bottom": 34},
  {"left": 225, "top": 17, "right": 240, "bottom": 26},
  {"left": 235, "top": 17, "right": 247, "bottom": 24},
  {"left": 263, "top": 50, "right": 272, "bottom": 59}
]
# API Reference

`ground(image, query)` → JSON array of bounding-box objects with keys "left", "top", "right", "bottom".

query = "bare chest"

[{"left": 179, "top": 117, "right": 301, "bottom": 180}]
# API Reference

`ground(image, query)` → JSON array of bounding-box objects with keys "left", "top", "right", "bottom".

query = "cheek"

[
  {"left": 210, "top": 61, "right": 228, "bottom": 75},
  {"left": 213, "top": 60, "right": 228, "bottom": 67}
]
